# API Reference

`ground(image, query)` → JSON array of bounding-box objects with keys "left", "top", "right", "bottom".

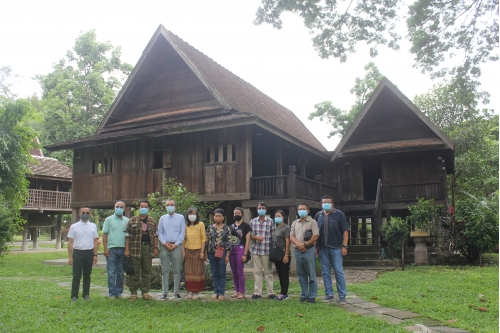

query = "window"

[
  {"left": 205, "top": 144, "right": 237, "bottom": 164},
  {"left": 91, "top": 157, "right": 113, "bottom": 175},
  {"left": 153, "top": 151, "right": 163, "bottom": 169}
]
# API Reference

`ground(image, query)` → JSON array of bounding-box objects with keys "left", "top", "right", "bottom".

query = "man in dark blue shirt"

[{"left": 315, "top": 195, "right": 350, "bottom": 304}]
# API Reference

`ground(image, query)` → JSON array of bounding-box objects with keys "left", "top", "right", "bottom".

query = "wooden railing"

[
  {"left": 387, "top": 182, "right": 442, "bottom": 201},
  {"left": 251, "top": 166, "right": 338, "bottom": 201},
  {"left": 23, "top": 189, "right": 71, "bottom": 211}
]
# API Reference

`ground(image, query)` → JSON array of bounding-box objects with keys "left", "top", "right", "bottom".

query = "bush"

[{"left": 381, "top": 217, "right": 410, "bottom": 256}]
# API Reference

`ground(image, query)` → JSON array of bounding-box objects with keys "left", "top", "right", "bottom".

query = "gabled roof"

[
  {"left": 47, "top": 25, "right": 326, "bottom": 155},
  {"left": 330, "top": 77, "right": 454, "bottom": 161},
  {"left": 28, "top": 156, "right": 72, "bottom": 181}
]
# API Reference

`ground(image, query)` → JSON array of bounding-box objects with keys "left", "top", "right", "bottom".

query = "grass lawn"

[
  {"left": 0, "top": 252, "right": 405, "bottom": 333},
  {"left": 350, "top": 263, "right": 499, "bottom": 333}
]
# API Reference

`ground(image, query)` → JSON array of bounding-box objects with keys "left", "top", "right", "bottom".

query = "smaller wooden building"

[{"left": 21, "top": 143, "right": 72, "bottom": 250}]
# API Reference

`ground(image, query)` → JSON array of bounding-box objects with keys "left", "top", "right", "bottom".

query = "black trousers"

[
  {"left": 72, "top": 249, "right": 94, "bottom": 299},
  {"left": 274, "top": 260, "right": 290, "bottom": 295}
]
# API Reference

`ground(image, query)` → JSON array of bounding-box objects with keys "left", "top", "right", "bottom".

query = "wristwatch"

[{"left": 342, "top": 245, "right": 348, "bottom": 249}]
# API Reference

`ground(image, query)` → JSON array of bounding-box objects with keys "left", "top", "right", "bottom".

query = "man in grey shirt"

[{"left": 158, "top": 199, "right": 186, "bottom": 300}]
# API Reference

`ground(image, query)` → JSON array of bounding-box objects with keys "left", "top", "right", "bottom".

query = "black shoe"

[
  {"left": 299, "top": 297, "right": 308, "bottom": 303},
  {"left": 174, "top": 294, "right": 182, "bottom": 299},
  {"left": 83, "top": 295, "right": 91, "bottom": 301},
  {"left": 308, "top": 298, "right": 316, "bottom": 303},
  {"left": 251, "top": 294, "right": 262, "bottom": 300},
  {"left": 71, "top": 297, "right": 77, "bottom": 303},
  {"left": 268, "top": 294, "right": 276, "bottom": 300},
  {"left": 159, "top": 293, "right": 167, "bottom": 300}
]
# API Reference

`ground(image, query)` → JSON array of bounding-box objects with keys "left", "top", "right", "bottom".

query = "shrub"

[{"left": 381, "top": 217, "right": 410, "bottom": 256}]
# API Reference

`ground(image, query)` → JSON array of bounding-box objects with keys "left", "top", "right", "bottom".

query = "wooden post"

[
  {"left": 72, "top": 208, "right": 79, "bottom": 223},
  {"left": 21, "top": 224, "right": 29, "bottom": 252},
  {"left": 125, "top": 206, "right": 132, "bottom": 218},
  {"left": 32, "top": 228, "right": 38, "bottom": 249},
  {"left": 350, "top": 217, "right": 358, "bottom": 245},
  {"left": 361, "top": 218, "right": 367, "bottom": 245},
  {"left": 384, "top": 179, "right": 390, "bottom": 202},
  {"left": 242, "top": 208, "right": 252, "bottom": 223},
  {"left": 55, "top": 213, "right": 63, "bottom": 249},
  {"left": 287, "top": 166, "right": 297, "bottom": 199},
  {"left": 315, "top": 175, "right": 323, "bottom": 199}
]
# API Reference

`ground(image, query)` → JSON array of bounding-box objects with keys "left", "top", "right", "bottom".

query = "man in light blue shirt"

[
  {"left": 102, "top": 200, "right": 129, "bottom": 299},
  {"left": 158, "top": 199, "right": 186, "bottom": 299}
]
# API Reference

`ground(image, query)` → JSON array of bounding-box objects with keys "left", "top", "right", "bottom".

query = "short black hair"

[
  {"left": 212, "top": 208, "right": 226, "bottom": 217},
  {"left": 139, "top": 200, "right": 150, "bottom": 207},
  {"left": 297, "top": 202, "right": 309, "bottom": 209},
  {"left": 234, "top": 207, "right": 244, "bottom": 215},
  {"left": 274, "top": 210, "right": 287, "bottom": 221},
  {"left": 186, "top": 208, "right": 200, "bottom": 226},
  {"left": 79, "top": 206, "right": 90, "bottom": 212},
  {"left": 257, "top": 202, "right": 268, "bottom": 209},
  {"left": 321, "top": 195, "right": 333, "bottom": 203}
]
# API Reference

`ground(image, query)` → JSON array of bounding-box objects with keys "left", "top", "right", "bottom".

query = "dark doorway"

[{"left": 362, "top": 159, "right": 381, "bottom": 201}]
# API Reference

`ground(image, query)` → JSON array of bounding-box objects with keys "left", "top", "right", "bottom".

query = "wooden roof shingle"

[{"left": 29, "top": 156, "right": 72, "bottom": 180}]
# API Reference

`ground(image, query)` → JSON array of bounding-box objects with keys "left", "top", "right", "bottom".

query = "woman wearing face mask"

[
  {"left": 272, "top": 210, "right": 291, "bottom": 301},
  {"left": 182, "top": 208, "right": 206, "bottom": 300},
  {"left": 206, "top": 208, "right": 232, "bottom": 300},
  {"left": 228, "top": 207, "right": 252, "bottom": 299}
]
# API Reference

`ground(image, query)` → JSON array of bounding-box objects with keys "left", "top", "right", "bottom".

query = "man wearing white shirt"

[{"left": 68, "top": 206, "right": 99, "bottom": 302}]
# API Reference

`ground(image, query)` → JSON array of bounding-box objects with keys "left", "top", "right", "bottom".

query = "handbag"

[
  {"left": 123, "top": 256, "right": 134, "bottom": 275},
  {"left": 269, "top": 241, "right": 285, "bottom": 262},
  {"left": 214, "top": 246, "right": 225, "bottom": 259}
]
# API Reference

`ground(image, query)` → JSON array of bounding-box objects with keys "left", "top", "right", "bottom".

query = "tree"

[
  {"left": 37, "top": 30, "right": 132, "bottom": 165},
  {"left": 0, "top": 66, "right": 19, "bottom": 101},
  {"left": 254, "top": 0, "right": 498, "bottom": 78},
  {"left": 0, "top": 98, "right": 37, "bottom": 253},
  {"left": 308, "top": 62, "right": 383, "bottom": 138}
]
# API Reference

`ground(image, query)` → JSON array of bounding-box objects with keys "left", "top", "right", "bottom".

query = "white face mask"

[{"left": 188, "top": 215, "right": 197, "bottom": 222}]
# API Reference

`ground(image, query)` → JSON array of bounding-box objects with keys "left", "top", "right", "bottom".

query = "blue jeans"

[
  {"left": 319, "top": 247, "right": 346, "bottom": 298},
  {"left": 294, "top": 247, "right": 318, "bottom": 299},
  {"left": 208, "top": 251, "right": 227, "bottom": 295},
  {"left": 106, "top": 247, "right": 125, "bottom": 297}
]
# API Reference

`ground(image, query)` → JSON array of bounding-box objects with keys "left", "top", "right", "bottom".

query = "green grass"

[
  {"left": 350, "top": 264, "right": 499, "bottom": 333},
  {"left": 0, "top": 253, "right": 406, "bottom": 332}
]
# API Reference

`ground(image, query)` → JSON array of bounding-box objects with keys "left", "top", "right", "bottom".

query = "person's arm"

[
  {"left": 243, "top": 231, "right": 251, "bottom": 261},
  {"left": 175, "top": 219, "right": 186, "bottom": 247},
  {"left": 342, "top": 230, "right": 349, "bottom": 256},
  {"left": 158, "top": 218, "right": 168, "bottom": 249},
  {"left": 93, "top": 237, "right": 99, "bottom": 265},
  {"left": 124, "top": 238, "right": 131, "bottom": 257},
  {"left": 283, "top": 237, "right": 291, "bottom": 264},
  {"left": 68, "top": 238, "right": 74, "bottom": 265},
  {"left": 102, "top": 219, "right": 110, "bottom": 257}
]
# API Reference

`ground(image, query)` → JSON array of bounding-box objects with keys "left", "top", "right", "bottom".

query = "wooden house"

[
  {"left": 21, "top": 141, "right": 72, "bottom": 250},
  {"left": 45, "top": 26, "right": 454, "bottom": 265}
]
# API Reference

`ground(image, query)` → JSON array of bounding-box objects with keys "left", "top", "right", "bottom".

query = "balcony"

[{"left": 23, "top": 189, "right": 72, "bottom": 212}]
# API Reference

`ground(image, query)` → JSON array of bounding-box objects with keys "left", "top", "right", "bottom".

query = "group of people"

[{"left": 67, "top": 195, "right": 350, "bottom": 304}]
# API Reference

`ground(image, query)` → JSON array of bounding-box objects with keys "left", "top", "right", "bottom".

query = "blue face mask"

[
  {"left": 274, "top": 217, "right": 283, "bottom": 224},
  {"left": 166, "top": 206, "right": 175, "bottom": 214},
  {"left": 115, "top": 207, "right": 124, "bottom": 216},
  {"left": 257, "top": 209, "right": 266, "bottom": 216},
  {"left": 140, "top": 208, "right": 149, "bottom": 215},
  {"left": 322, "top": 203, "right": 333, "bottom": 211},
  {"left": 298, "top": 210, "right": 308, "bottom": 218},
  {"left": 80, "top": 213, "right": 90, "bottom": 221}
]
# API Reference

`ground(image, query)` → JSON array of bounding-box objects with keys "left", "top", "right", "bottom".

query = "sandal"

[
  {"left": 218, "top": 295, "right": 225, "bottom": 300},
  {"left": 187, "top": 292, "right": 193, "bottom": 299},
  {"left": 142, "top": 293, "right": 152, "bottom": 301},
  {"left": 230, "top": 293, "right": 238, "bottom": 298},
  {"left": 211, "top": 294, "right": 218, "bottom": 300},
  {"left": 130, "top": 294, "right": 138, "bottom": 302},
  {"left": 192, "top": 293, "right": 199, "bottom": 300},
  {"left": 237, "top": 293, "right": 245, "bottom": 299}
]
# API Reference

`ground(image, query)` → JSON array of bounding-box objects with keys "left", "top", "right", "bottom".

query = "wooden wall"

[{"left": 72, "top": 125, "right": 251, "bottom": 207}]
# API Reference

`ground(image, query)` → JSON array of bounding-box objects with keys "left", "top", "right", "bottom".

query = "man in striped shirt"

[{"left": 249, "top": 202, "right": 276, "bottom": 299}]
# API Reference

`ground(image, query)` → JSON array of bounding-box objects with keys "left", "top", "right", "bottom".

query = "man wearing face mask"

[
  {"left": 249, "top": 202, "right": 276, "bottom": 299},
  {"left": 67, "top": 206, "right": 99, "bottom": 302},
  {"left": 124, "top": 200, "right": 158, "bottom": 301},
  {"left": 102, "top": 200, "right": 129, "bottom": 300},
  {"left": 314, "top": 195, "right": 350, "bottom": 304},
  {"left": 290, "top": 203, "right": 320, "bottom": 303},
  {"left": 157, "top": 199, "right": 186, "bottom": 300}
]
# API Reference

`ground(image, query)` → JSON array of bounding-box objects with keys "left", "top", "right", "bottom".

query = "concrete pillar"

[
  {"left": 21, "top": 225, "right": 29, "bottom": 252},
  {"left": 413, "top": 237, "right": 429, "bottom": 265},
  {"left": 32, "top": 228, "right": 38, "bottom": 249}
]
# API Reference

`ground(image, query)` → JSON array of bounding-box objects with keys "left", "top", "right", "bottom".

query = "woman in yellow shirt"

[{"left": 182, "top": 208, "right": 206, "bottom": 300}]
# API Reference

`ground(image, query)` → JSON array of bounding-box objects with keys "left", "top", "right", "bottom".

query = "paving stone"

[
  {"left": 372, "top": 307, "right": 400, "bottom": 314},
  {"left": 428, "top": 326, "right": 469, "bottom": 333},
  {"left": 356, "top": 302, "right": 382, "bottom": 309},
  {"left": 417, "top": 318, "right": 445, "bottom": 327},
  {"left": 349, "top": 308, "right": 374, "bottom": 315},
  {"left": 404, "top": 324, "right": 434, "bottom": 333},
  {"left": 383, "top": 310, "right": 422, "bottom": 319},
  {"left": 379, "top": 316, "right": 404, "bottom": 325},
  {"left": 346, "top": 297, "right": 368, "bottom": 304}
]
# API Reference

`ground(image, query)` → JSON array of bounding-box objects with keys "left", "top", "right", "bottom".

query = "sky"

[{"left": 1, "top": 0, "right": 498, "bottom": 151}]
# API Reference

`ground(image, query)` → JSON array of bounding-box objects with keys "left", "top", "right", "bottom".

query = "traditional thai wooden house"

[
  {"left": 21, "top": 140, "right": 72, "bottom": 250},
  {"left": 45, "top": 26, "right": 454, "bottom": 265}
]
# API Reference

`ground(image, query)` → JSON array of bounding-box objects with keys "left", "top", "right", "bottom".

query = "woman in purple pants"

[{"left": 228, "top": 207, "right": 252, "bottom": 299}]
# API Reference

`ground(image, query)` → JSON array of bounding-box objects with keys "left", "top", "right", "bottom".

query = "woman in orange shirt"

[{"left": 182, "top": 208, "right": 206, "bottom": 300}]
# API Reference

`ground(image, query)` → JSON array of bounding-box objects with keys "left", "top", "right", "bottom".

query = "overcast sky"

[{"left": 2, "top": 0, "right": 498, "bottom": 151}]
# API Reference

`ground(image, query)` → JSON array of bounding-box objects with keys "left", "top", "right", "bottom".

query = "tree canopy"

[
  {"left": 254, "top": 0, "right": 498, "bottom": 78},
  {"left": 36, "top": 30, "right": 132, "bottom": 165}
]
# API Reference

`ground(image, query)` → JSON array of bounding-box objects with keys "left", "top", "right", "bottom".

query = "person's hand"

[
  {"left": 241, "top": 254, "right": 246, "bottom": 263},
  {"left": 296, "top": 243, "right": 305, "bottom": 251},
  {"left": 68, "top": 258, "right": 73, "bottom": 266},
  {"left": 224, "top": 256, "right": 230, "bottom": 265},
  {"left": 124, "top": 249, "right": 130, "bottom": 257},
  {"left": 341, "top": 247, "right": 347, "bottom": 256},
  {"left": 257, "top": 236, "right": 265, "bottom": 242},
  {"left": 104, "top": 249, "right": 110, "bottom": 258},
  {"left": 282, "top": 256, "right": 289, "bottom": 264},
  {"left": 200, "top": 251, "right": 204, "bottom": 260},
  {"left": 163, "top": 243, "right": 171, "bottom": 251},
  {"left": 93, "top": 256, "right": 98, "bottom": 265},
  {"left": 152, "top": 248, "right": 158, "bottom": 257}
]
